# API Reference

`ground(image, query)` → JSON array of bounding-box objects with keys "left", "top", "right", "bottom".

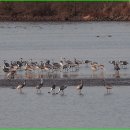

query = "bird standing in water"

[
  {"left": 56, "top": 85, "right": 67, "bottom": 95},
  {"left": 76, "top": 80, "right": 84, "bottom": 95},
  {"left": 103, "top": 79, "right": 112, "bottom": 94},
  {"left": 35, "top": 79, "right": 43, "bottom": 93},
  {"left": 16, "top": 80, "right": 26, "bottom": 93},
  {"left": 48, "top": 84, "right": 56, "bottom": 95}
]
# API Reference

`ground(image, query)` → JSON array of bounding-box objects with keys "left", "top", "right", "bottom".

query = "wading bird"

[
  {"left": 7, "top": 69, "right": 17, "bottom": 79},
  {"left": 103, "top": 79, "right": 112, "bottom": 94},
  {"left": 119, "top": 61, "right": 128, "bottom": 69},
  {"left": 16, "top": 80, "right": 26, "bottom": 93},
  {"left": 76, "top": 80, "right": 84, "bottom": 95},
  {"left": 35, "top": 79, "right": 43, "bottom": 93},
  {"left": 3, "top": 60, "right": 10, "bottom": 73},
  {"left": 48, "top": 84, "right": 56, "bottom": 95},
  {"left": 56, "top": 85, "right": 67, "bottom": 95}
]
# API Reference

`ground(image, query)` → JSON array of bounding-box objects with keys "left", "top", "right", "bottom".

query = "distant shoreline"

[
  {"left": 0, "top": 16, "right": 130, "bottom": 22},
  {"left": 0, "top": 2, "right": 130, "bottom": 22}
]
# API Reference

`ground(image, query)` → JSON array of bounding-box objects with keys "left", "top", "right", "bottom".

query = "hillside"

[{"left": 0, "top": 2, "right": 130, "bottom": 21}]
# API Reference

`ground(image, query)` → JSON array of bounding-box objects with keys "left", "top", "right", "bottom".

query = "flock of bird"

[
  {"left": 1, "top": 57, "right": 129, "bottom": 79},
  {"left": 1, "top": 57, "right": 126, "bottom": 95},
  {"left": 16, "top": 79, "right": 84, "bottom": 95},
  {"left": 16, "top": 79, "right": 112, "bottom": 95}
]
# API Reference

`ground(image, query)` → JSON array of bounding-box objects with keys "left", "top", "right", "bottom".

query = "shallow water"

[
  {"left": 0, "top": 22, "right": 130, "bottom": 127},
  {"left": 0, "top": 86, "right": 130, "bottom": 127},
  {"left": 0, "top": 22, "right": 130, "bottom": 78}
]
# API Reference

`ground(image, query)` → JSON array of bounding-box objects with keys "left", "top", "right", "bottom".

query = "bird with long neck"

[
  {"left": 76, "top": 80, "right": 84, "bottom": 95},
  {"left": 60, "top": 61, "right": 70, "bottom": 72},
  {"left": 103, "top": 79, "right": 112, "bottom": 94},
  {"left": 7, "top": 70, "right": 16, "bottom": 79},
  {"left": 39, "top": 61, "right": 45, "bottom": 71},
  {"left": 16, "top": 80, "right": 26, "bottom": 93},
  {"left": 35, "top": 79, "right": 43, "bottom": 93}
]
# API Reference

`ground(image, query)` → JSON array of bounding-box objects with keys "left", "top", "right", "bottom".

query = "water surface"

[
  {"left": 0, "top": 22, "right": 130, "bottom": 78},
  {"left": 0, "top": 86, "right": 130, "bottom": 127},
  {"left": 0, "top": 22, "right": 130, "bottom": 127}
]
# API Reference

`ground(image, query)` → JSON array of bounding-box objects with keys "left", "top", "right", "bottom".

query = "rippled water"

[
  {"left": 0, "top": 86, "right": 130, "bottom": 127},
  {"left": 0, "top": 22, "right": 130, "bottom": 78}
]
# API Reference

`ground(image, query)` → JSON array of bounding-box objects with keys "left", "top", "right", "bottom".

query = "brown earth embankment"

[{"left": 0, "top": 2, "right": 130, "bottom": 21}]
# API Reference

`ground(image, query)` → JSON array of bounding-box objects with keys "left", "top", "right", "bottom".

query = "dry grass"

[{"left": 0, "top": 2, "right": 130, "bottom": 21}]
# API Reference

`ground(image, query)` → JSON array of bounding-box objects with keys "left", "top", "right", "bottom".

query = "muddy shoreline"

[
  {"left": 0, "top": 16, "right": 130, "bottom": 22},
  {"left": 0, "top": 78, "right": 130, "bottom": 87}
]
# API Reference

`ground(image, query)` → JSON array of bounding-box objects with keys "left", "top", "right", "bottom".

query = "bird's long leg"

[
  {"left": 17, "top": 88, "right": 19, "bottom": 93},
  {"left": 107, "top": 89, "right": 108, "bottom": 94},
  {"left": 20, "top": 88, "right": 22, "bottom": 94},
  {"left": 61, "top": 90, "right": 64, "bottom": 95},
  {"left": 39, "top": 89, "right": 41, "bottom": 93},
  {"left": 16, "top": 87, "right": 19, "bottom": 92},
  {"left": 79, "top": 89, "right": 81, "bottom": 95}
]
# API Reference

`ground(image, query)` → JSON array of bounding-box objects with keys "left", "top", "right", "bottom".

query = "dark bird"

[
  {"left": 3, "top": 60, "right": 10, "bottom": 72},
  {"left": 103, "top": 79, "right": 112, "bottom": 94},
  {"left": 36, "top": 79, "right": 43, "bottom": 93},
  {"left": 56, "top": 85, "right": 67, "bottom": 95},
  {"left": 108, "top": 35, "right": 112, "bottom": 37},
  {"left": 4, "top": 60, "right": 10, "bottom": 67},
  {"left": 3, "top": 66, "right": 10, "bottom": 72},
  {"left": 119, "top": 61, "right": 128, "bottom": 69},
  {"left": 16, "top": 80, "right": 26, "bottom": 93},
  {"left": 48, "top": 84, "right": 56, "bottom": 95},
  {"left": 76, "top": 80, "right": 84, "bottom": 95}
]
